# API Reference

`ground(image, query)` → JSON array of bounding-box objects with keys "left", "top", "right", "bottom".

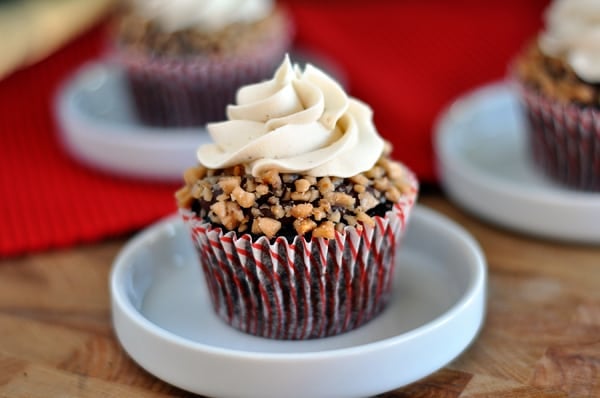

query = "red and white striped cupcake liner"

[
  {"left": 518, "top": 83, "right": 600, "bottom": 191},
  {"left": 181, "top": 172, "right": 418, "bottom": 340},
  {"left": 114, "top": 31, "right": 290, "bottom": 127}
]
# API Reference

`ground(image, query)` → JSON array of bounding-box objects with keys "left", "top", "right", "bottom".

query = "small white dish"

[
  {"left": 54, "top": 62, "right": 209, "bottom": 181},
  {"left": 111, "top": 206, "right": 486, "bottom": 398},
  {"left": 435, "top": 82, "right": 600, "bottom": 244},
  {"left": 54, "top": 51, "right": 345, "bottom": 182}
]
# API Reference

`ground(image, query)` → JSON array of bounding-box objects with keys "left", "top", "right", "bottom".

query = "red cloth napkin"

[{"left": 0, "top": 0, "right": 548, "bottom": 257}]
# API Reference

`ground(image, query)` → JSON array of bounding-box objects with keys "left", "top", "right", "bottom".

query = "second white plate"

[
  {"left": 111, "top": 206, "right": 486, "bottom": 398},
  {"left": 54, "top": 62, "right": 210, "bottom": 181},
  {"left": 435, "top": 82, "right": 600, "bottom": 244},
  {"left": 54, "top": 51, "right": 346, "bottom": 182}
]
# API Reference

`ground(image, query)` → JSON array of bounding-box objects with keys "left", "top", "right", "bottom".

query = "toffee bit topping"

[
  {"left": 293, "top": 218, "right": 317, "bottom": 236},
  {"left": 231, "top": 186, "right": 255, "bottom": 208},
  {"left": 184, "top": 165, "right": 207, "bottom": 185},
  {"left": 328, "top": 192, "right": 355, "bottom": 209},
  {"left": 317, "top": 177, "right": 334, "bottom": 194},
  {"left": 271, "top": 204, "right": 285, "bottom": 219},
  {"left": 290, "top": 203, "right": 313, "bottom": 218},
  {"left": 312, "top": 220, "right": 335, "bottom": 239},
  {"left": 210, "top": 201, "right": 244, "bottom": 231},
  {"left": 358, "top": 191, "right": 379, "bottom": 212},
  {"left": 177, "top": 155, "right": 412, "bottom": 240},
  {"left": 218, "top": 176, "right": 241, "bottom": 194},
  {"left": 356, "top": 211, "right": 375, "bottom": 227},
  {"left": 256, "top": 217, "right": 282, "bottom": 239},
  {"left": 116, "top": 7, "right": 287, "bottom": 56},
  {"left": 255, "top": 184, "right": 269, "bottom": 196},
  {"left": 290, "top": 191, "right": 312, "bottom": 201},
  {"left": 294, "top": 178, "right": 310, "bottom": 193},
  {"left": 260, "top": 169, "right": 282, "bottom": 189},
  {"left": 175, "top": 186, "right": 193, "bottom": 208},
  {"left": 516, "top": 42, "right": 600, "bottom": 105}
]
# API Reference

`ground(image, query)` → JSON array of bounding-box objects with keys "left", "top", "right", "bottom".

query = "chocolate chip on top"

[{"left": 176, "top": 154, "right": 413, "bottom": 241}]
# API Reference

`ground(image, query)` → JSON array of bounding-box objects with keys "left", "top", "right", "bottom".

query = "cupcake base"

[
  {"left": 518, "top": 83, "right": 600, "bottom": 191},
  {"left": 114, "top": 17, "right": 291, "bottom": 127},
  {"left": 182, "top": 194, "right": 417, "bottom": 340}
]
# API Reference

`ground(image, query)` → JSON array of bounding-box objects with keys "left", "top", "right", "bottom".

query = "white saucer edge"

[
  {"left": 110, "top": 206, "right": 486, "bottom": 398},
  {"left": 435, "top": 81, "right": 600, "bottom": 244},
  {"left": 54, "top": 62, "right": 208, "bottom": 181}
]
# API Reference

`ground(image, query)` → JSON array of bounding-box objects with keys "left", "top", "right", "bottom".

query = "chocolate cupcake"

[
  {"left": 113, "top": 0, "right": 291, "bottom": 127},
  {"left": 514, "top": 0, "right": 600, "bottom": 191},
  {"left": 176, "top": 56, "right": 418, "bottom": 339}
]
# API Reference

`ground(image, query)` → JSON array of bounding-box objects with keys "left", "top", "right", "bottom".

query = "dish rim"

[
  {"left": 434, "top": 81, "right": 600, "bottom": 208},
  {"left": 110, "top": 205, "right": 487, "bottom": 361}
]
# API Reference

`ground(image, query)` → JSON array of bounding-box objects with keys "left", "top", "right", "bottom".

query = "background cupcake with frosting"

[
  {"left": 515, "top": 0, "right": 600, "bottom": 191},
  {"left": 113, "top": 0, "right": 292, "bottom": 127},
  {"left": 176, "top": 55, "right": 418, "bottom": 340}
]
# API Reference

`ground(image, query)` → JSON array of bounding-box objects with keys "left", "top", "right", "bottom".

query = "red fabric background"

[{"left": 0, "top": 0, "right": 548, "bottom": 257}]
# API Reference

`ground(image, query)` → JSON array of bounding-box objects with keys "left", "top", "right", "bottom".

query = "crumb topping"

[
  {"left": 176, "top": 153, "right": 414, "bottom": 240},
  {"left": 115, "top": 6, "right": 287, "bottom": 56},
  {"left": 515, "top": 42, "right": 599, "bottom": 105}
]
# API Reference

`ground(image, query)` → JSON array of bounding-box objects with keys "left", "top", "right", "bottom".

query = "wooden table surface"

[{"left": 1, "top": 194, "right": 599, "bottom": 397}]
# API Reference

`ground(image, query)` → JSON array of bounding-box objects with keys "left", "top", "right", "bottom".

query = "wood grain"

[{"left": 0, "top": 194, "right": 599, "bottom": 397}]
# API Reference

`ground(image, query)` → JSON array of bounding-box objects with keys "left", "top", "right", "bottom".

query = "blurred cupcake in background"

[
  {"left": 514, "top": 0, "right": 600, "bottom": 191},
  {"left": 113, "top": 0, "right": 292, "bottom": 127}
]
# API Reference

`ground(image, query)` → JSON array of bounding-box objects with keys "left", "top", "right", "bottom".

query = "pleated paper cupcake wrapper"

[
  {"left": 182, "top": 194, "right": 417, "bottom": 340},
  {"left": 518, "top": 82, "right": 600, "bottom": 191},
  {"left": 114, "top": 33, "right": 290, "bottom": 127}
]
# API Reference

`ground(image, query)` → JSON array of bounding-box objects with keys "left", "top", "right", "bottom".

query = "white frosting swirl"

[
  {"left": 130, "top": 0, "right": 273, "bottom": 33},
  {"left": 198, "top": 55, "right": 385, "bottom": 178},
  {"left": 539, "top": 0, "right": 600, "bottom": 82}
]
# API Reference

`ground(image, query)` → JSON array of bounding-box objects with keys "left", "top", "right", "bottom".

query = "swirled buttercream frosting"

[
  {"left": 130, "top": 0, "right": 273, "bottom": 33},
  {"left": 198, "top": 55, "right": 385, "bottom": 177},
  {"left": 539, "top": 0, "right": 600, "bottom": 82}
]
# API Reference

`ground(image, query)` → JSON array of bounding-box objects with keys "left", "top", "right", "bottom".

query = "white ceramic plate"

[
  {"left": 54, "top": 51, "right": 345, "bottom": 182},
  {"left": 54, "top": 62, "right": 209, "bottom": 181},
  {"left": 111, "top": 206, "right": 486, "bottom": 398},
  {"left": 435, "top": 82, "right": 600, "bottom": 244}
]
